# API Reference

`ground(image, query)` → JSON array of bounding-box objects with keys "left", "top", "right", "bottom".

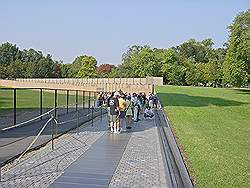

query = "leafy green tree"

[
  {"left": 0, "top": 42, "right": 58, "bottom": 78},
  {"left": 160, "top": 48, "right": 179, "bottom": 83},
  {"left": 25, "top": 62, "right": 37, "bottom": 78},
  {"left": 61, "top": 64, "right": 71, "bottom": 78},
  {"left": 223, "top": 10, "right": 250, "bottom": 87},
  {"left": 35, "top": 54, "right": 56, "bottom": 78},
  {"left": 0, "top": 42, "right": 19, "bottom": 65},
  {"left": 75, "top": 55, "right": 97, "bottom": 78},
  {"left": 168, "top": 63, "right": 186, "bottom": 85},
  {"left": 185, "top": 59, "right": 202, "bottom": 86},
  {"left": 176, "top": 38, "right": 214, "bottom": 64},
  {"left": 0, "top": 64, "right": 7, "bottom": 78}
]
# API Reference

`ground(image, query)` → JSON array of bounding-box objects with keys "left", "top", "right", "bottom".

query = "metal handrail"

[
  {"left": 0, "top": 106, "right": 104, "bottom": 177},
  {"left": 1, "top": 101, "right": 95, "bottom": 132},
  {"left": 1, "top": 108, "right": 56, "bottom": 132},
  {"left": 16, "top": 116, "right": 54, "bottom": 162},
  {"left": 0, "top": 111, "right": 55, "bottom": 182}
]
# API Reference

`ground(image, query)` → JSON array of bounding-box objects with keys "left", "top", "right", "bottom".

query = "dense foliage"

[
  {"left": 0, "top": 43, "right": 58, "bottom": 78},
  {"left": 0, "top": 10, "right": 249, "bottom": 87},
  {"left": 61, "top": 55, "right": 97, "bottom": 78},
  {"left": 223, "top": 10, "right": 250, "bottom": 87},
  {"left": 111, "top": 39, "right": 227, "bottom": 87},
  {"left": 110, "top": 10, "right": 249, "bottom": 87}
]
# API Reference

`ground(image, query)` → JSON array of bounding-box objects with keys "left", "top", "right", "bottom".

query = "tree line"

[{"left": 0, "top": 10, "right": 249, "bottom": 87}]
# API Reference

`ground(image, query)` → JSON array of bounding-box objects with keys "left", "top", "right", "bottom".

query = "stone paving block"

[
  {"left": 0, "top": 116, "right": 107, "bottom": 188},
  {"left": 109, "top": 117, "right": 168, "bottom": 188}
]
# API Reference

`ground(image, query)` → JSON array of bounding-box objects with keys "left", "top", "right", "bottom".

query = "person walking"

[
  {"left": 108, "top": 92, "right": 119, "bottom": 133},
  {"left": 153, "top": 94, "right": 158, "bottom": 108},
  {"left": 131, "top": 93, "right": 140, "bottom": 122},
  {"left": 148, "top": 93, "right": 154, "bottom": 108},
  {"left": 118, "top": 94, "right": 126, "bottom": 132},
  {"left": 125, "top": 95, "right": 133, "bottom": 128}
]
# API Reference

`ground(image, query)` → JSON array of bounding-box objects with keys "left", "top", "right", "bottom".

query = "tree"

[
  {"left": 0, "top": 64, "right": 7, "bottom": 78},
  {"left": 0, "top": 42, "right": 19, "bottom": 65},
  {"left": 61, "top": 64, "right": 72, "bottom": 78},
  {"left": 185, "top": 59, "right": 202, "bottom": 86},
  {"left": 223, "top": 10, "right": 250, "bottom": 87},
  {"left": 160, "top": 48, "right": 179, "bottom": 83},
  {"left": 0, "top": 42, "right": 59, "bottom": 78},
  {"left": 97, "top": 64, "right": 113, "bottom": 77},
  {"left": 75, "top": 55, "right": 97, "bottom": 78},
  {"left": 55, "top": 62, "right": 62, "bottom": 78},
  {"left": 176, "top": 38, "right": 214, "bottom": 64},
  {"left": 36, "top": 54, "right": 56, "bottom": 78},
  {"left": 168, "top": 63, "right": 186, "bottom": 85}
]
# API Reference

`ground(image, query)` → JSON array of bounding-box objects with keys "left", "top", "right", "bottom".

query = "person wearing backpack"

[
  {"left": 131, "top": 93, "right": 140, "bottom": 122},
  {"left": 108, "top": 92, "right": 119, "bottom": 133},
  {"left": 125, "top": 95, "right": 133, "bottom": 129}
]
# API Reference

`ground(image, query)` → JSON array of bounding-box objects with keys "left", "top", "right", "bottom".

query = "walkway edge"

[{"left": 157, "top": 100, "right": 194, "bottom": 188}]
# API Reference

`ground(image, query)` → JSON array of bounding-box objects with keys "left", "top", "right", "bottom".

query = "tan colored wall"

[
  {"left": 16, "top": 77, "right": 163, "bottom": 85},
  {"left": 1, "top": 77, "right": 162, "bottom": 93},
  {"left": 0, "top": 80, "right": 97, "bottom": 92}
]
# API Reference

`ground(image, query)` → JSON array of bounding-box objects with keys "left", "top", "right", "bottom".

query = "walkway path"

[
  {"left": 1, "top": 113, "right": 169, "bottom": 188},
  {"left": 0, "top": 108, "right": 100, "bottom": 164}
]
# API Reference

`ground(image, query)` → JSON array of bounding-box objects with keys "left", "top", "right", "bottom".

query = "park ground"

[
  {"left": 0, "top": 87, "right": 87, "bottom": 115},
  {"left": 1, "top": 85, "right": 249, "bottom": 187},
  {"left": 157, "top": 85, "right": 250, "bottom": 187}
]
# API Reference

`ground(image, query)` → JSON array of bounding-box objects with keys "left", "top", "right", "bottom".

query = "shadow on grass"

[
  {"left": 158, "top": 93, "right": 246, "bottom": 107},
  {"left": 233, "top": 89, "right": 250, "bottom": 95}
]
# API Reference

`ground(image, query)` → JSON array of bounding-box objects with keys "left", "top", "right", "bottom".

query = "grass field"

[
  {"left": 0, "top": 88, "right": 91, "bottom": 115},
  {"left": 157, "top": 85, "right": 250, "bottom": 187}
]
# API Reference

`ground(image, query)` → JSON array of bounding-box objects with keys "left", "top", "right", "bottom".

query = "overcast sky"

[{"left": 0, "top": 0, "right": 249, "bottom": 65}]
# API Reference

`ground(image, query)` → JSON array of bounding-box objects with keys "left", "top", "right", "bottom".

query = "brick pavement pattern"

[
  {"left": 109, "top": 116, "right": 167, "bottom": 187},
  {"left": 0, "top": 116, "right": 106, "bottom": 188},
  {"left": 1, "top": 114, "right": 169, "bottom": 188}
]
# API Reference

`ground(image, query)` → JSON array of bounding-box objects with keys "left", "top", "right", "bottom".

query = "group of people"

[{"left": 96, "top": 90, "right": 158, "bottom": 134}]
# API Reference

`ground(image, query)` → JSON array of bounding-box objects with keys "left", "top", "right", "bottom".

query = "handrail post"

[
  {"left": 76, "top": 90, "right": 78, "bottom": 111},
  {"left": 66, "top": 90, "right": 69, "bottom": 113},
  {"left": 51, "top": 115, "right": 54, "bottom": 150},
  {"left": 82, "top": 91, "right": 85, "bottom": 109},
  {"left": 40, "top": 89, "right": 43, "bottom": 120},
  {"left": 88, "top": 91, "right": 91, "bottom": 113},
  {"left": 13, "top": 88, "right": 17, "bottom": 125},
  {"left": 54, "top": 89, "right": 57, "bottom": 118},
  {"left": 91, "top": 106, "right": 94, "bottom": 127},
  {"left": 55, "top": 114, "right": 58, "bottom": 136},
  {"left": 77, "top": 110, "right": 79, "bottom": 135}
]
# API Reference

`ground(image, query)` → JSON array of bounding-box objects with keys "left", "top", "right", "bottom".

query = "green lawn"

[
  {"left": 0, "top": 88, "right": 90, "bottom": 115},
  {"left": 157, "top": 85, "right": 250, "bottom": 187}
]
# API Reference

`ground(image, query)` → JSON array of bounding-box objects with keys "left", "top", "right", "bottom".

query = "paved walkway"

[
  {"left": 1, "top": 113, "right": 168, "bottom": 188},
  {"left": 0, "top": 108, "right": 99, "bottom": 164}
]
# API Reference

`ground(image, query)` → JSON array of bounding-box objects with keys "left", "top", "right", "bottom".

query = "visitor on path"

[
  {"left": 106, "top": 92, "right": 112, "bottom": 129},
  {"left": 148, "top": 93, "right": 154, "bottom": 108},
  {"left": 125, "top": 95, "right": 133, "bottom": 129},
  {"left": 96, "top": 92, "right": 104, "bottom": 107},
  {"left": 153, "top": 94, "right": 158, "bottom": 108},
  {"left": 141, "top": 93, "right": 147, "bottom": 111},
  {"left": 118, "top": 94, "right": 127, "bottom": 132},
  {"left": 131, "top": 93, "right": 140, "bottom": 122},
  {"left": 144, "top": 106, "right": 154, "bottom": 119},
  {"left": 108, "top": 92, "right": 120, "bottom": 133}
]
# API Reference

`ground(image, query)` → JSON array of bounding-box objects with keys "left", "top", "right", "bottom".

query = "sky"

[{"left": 0, "top": 0, "right": 249, "bottom": 65}]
